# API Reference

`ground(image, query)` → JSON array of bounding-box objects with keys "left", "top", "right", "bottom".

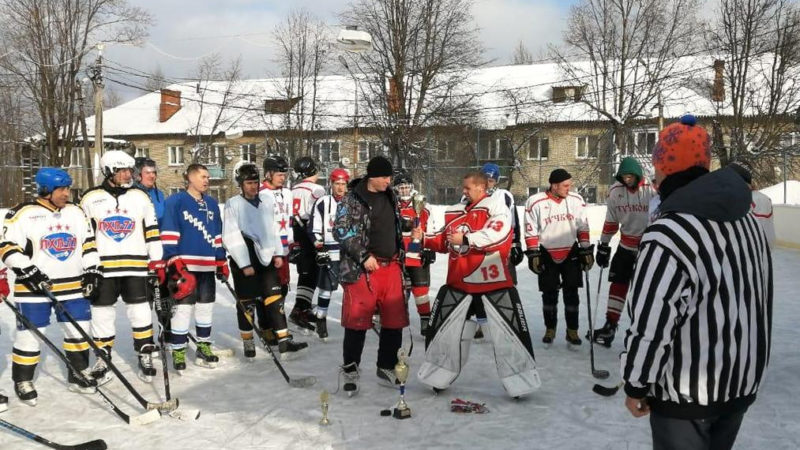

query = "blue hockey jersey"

[{"left": 161, "top": 190, "right": 225, "bottom": 272}]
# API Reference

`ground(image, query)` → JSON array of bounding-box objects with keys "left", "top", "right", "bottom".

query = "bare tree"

[
  {"left": 511, "top": 40, "right": 534, "bottom": 65},
  {"left": 144, "top": 64, "right": 167, "bottom": 92},
  {"left": 104, "top": 86, "right": 122, "bottom": 109},
  {"left": 0, "top": 0, "right": 152, "bottom": 167},
  {"left": 272, "top": 8, "right": 330, "bottom": 162},
  {"left": 704, "top": 0, "right": 800, "bottom": 185},
  {"left": 340, "top": 0, "right": 484, "bottom": 168},
  {"left": 552, "top": 0, "right": 698, "bottom": 170}
]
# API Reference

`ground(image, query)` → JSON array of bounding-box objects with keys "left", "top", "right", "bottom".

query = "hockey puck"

[{"left": 380, "top": 409, "right": 392, "bottom": 417}]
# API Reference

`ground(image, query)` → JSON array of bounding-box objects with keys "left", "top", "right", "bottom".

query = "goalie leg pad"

[{"left": 417, "top": 286, "right": 472, "bottom": 390}]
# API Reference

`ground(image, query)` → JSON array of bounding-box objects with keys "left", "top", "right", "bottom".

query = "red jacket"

[
  {"left": 398, "top": 198, "right": 430, "bottom": 267},
  {"left": 425, "top": 194, "right": 512, "bottom": 294}
]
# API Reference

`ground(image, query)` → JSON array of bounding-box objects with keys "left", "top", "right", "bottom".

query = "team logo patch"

[
  {"left": 40, "top": 232, "right": 77, "bottom": 261},
  {"left": 99, "top": 215, "right": 136, "bottom": 242}
]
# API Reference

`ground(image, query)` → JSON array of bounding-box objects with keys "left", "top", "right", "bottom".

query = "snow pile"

[{"left": 760, "top": 180, "right": 800, "bottom": 205}]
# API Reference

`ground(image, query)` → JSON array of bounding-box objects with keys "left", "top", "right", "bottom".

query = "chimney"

[
  {"left": 159, "top": 89, "right": 181, "bottom": 123},
  {"left": 712, "top": 60, "right": 725, "bottom": 102}
]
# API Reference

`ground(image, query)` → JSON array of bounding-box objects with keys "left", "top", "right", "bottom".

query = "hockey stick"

[
  {"left": 0, "top": 418, "right": 107, "bottom": 450},
  {"left": 585, "top": 272, "right": 610, "bottom": 380},
  {"left": 222, "top": 280, "right": 316, "bottom": 388},
  {"left": 592, "top": 381, "right": 624, "bottom": 397},
  {"left": 3, "top": 299, "right": 160, "bottom": 426},
  {"left": 41, "top": 289, "right": 178, "bottom": 413},
  {"left": 150, "top": 278, "right": 200, "bottom": 421}
]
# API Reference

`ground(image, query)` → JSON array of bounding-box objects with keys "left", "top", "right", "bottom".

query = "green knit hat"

[{"left": 615, "top": 157, "right": 643, "bottom": 184}]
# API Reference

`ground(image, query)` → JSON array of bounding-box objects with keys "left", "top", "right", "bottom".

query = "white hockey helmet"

[{"left": 101, "top": 150, "right": 136, "bottom": 186}]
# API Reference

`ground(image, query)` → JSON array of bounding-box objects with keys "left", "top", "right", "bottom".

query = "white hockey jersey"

[
  {"left": 292, "top": 180, "right": 326, "bottom": 223},
  {"left": 80, "top": 184, "right": 163, "bottom": 277},
  {"left": 223, "top": 195, "right": 282, "bottom": 268},
  {"left": 310, "top": 194, "right": 342, "bottom": 261},
  {"left": 259, "top": 184, "right": 293, "bottom": 257},
  {"left": 524, "top": 191, "right": 590, "bottom": 263},
  {"left": 751, "top": 190, "right": 775, "bottom": 248},
  {"left": 0, "top": 199, "right": 99, "bottom": 303},
  {"left": 600, "top": 180, "right": 656, "bottom": 251}
]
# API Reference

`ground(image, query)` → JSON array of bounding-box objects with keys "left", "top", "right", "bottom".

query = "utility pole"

[
  {"left": 76, "top": 80, "right": 93, "bottom": 188},
  {"left": 90, "top": 44, "right": 105, "bottom": 183}
]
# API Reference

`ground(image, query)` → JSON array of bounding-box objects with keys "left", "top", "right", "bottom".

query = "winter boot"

[
  {"left": 419, "top": 314, "right": 430, "bottom": 338},
  {"left": 0, "top": 392, "right": 7, "bottom": 413},
  {"left": 542, "top": 328, "right": 556, "bottom": 345},
  {"left": 376, "top": 367, "right": 401, "bottom": 389},
  {"left": 340, "top": 362, "right": 360, "bottom": 397},
  {"left": 137, "top": 344, "right": 157, "bottom": 382},
  {"left": 315, "top": 316, "right": 328, "bottom": 341},
  {"left": 566, "top": 329, "right": 582, "bottom": 347},
  {"left": 278, "top": 337, "right": 308, "bottom": 361},
  {"left": 172, "top": 348, "right": 187, "bottom": 372},
  {"left": 592, "top": 321, "right": 618, "bottom": 348},
  {"left": 90, "top": 347, "right": 113, "bottom": 385},
  {"left": 242, "top": 338, "right": 256, "bottom": 360},
  {"left": 68, "top": 369, "right": 97, "bottom": 394},
  {"left": 195, "top": 342, "right": 219, "bottom": 369},
  {"left": 14, "top": 381, "right": 37, "bottom": 407},
  {"left": 289, "top": 307, "right": 316, "bottom": 334}
]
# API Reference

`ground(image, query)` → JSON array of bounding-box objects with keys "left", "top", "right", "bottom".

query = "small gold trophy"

[
  {"left": 392, "top": 348, "right": 412, "bottom": 419},
  {"left": 319, "top": 389, "right": 330, "bottom": 426},
  {"left": 407, "top": 193, "right": 426, "bottom": 259}
]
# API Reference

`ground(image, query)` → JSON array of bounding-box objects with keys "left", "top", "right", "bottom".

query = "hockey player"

[
  {"left": 524, "top": 168, "right": 594, "bottom": 346},
  {"left": 289, "top": 156, "right": 325, "bottom": 332},
  {"left": 223, "top": 163, "right": 307, "bottom": 360},
  {"left": 729, "top": 160, "right": 775, "bottom": 248},
  {"left": 161, "top": 163, "right": 228, "bottom": 371},
  {"left": 417, "top": 172, "right": 540, "bottom": 398},
  {"left": 591, "top": 157, "right": 655, "bottom": 347},
  {"left": 1, "top": 168, "right": 101, "bottom": 405},
  {"left": 80, "top": 151, "right": 163, "bottom": 383},
  {"left": 392, "top": 171, "right": 433, "bottom": 335},
  {"left": 134, "top": 157, "right": 166, "bottom": 223},
  {"left": 0, "top": 267, "right": 6, "bottom": 411},
  {"left": 309, "top": 168, "right": 350, "bottom": 340}
]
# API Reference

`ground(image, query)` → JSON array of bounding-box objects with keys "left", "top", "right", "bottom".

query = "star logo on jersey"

[
  {"left": 40, "top": 231, "right": 77, "bottom": 261},
  {"left": 98, "top": 215, "right": 136, "bottom": 242},
  {"left": 279, "top": 218, "right": 288, "bottom": 231}
]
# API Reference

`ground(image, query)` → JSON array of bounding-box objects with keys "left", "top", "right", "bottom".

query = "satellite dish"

[
  {"left": 336, "top": 28, "right": 372, "bottom": 53},
  {"left": 341, "top": 157, "right": 352, "bottom": 166}
]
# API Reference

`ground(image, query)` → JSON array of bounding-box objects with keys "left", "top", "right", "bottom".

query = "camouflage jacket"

[{"left": 333, "top": 178, "right": 404, "bottom": 283}]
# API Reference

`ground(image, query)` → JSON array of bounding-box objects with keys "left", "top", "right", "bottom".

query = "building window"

[
  {"left": 579, "top": 186, "right": 597, "bottom": 204},
  {"left": 437, "top": 187, "right": 457, "bottom": 204},
  {"left": 134, "top": 147, "right": 150, "bottom": 158},
  {"left": 68, "top": 148, "right": 84, "bottom": 167},
  {"left": 358, "top": 141, "right": 382, "bottom": 162},
  {"left": 527, "top": 186, "right": 540, "bottom": 197},
  {"left": 576, "top": 136, "right": 598, "bottom": 159},
  {"left": 240, "top": 144, "right": 257, "bottom": 163},
  {"left": 208, "top": 187, "right": 223, "bottom": 200},
  {"left": 479, "top": 138, "right": 512, "bottom": 160},
  {"left": 633, "top": 130, "right": 657, "bottom": 155},
  {"left": 168, "top": 187, "right": 182, "bottom": 196},
  {"left": 437, "top": 140, "right": 456, "bottom": 161},
  {"left": 527, "top": 137, "right": 549, "bottom": 160},
  {"left": 314, "top": 141, "right": 340, "bottom": 164},
  {"left": 201, "top": 145, "right": 224, "bottom": 166},
  {"left": 168, "top": 146, "right": 184, "bottom": 166}
]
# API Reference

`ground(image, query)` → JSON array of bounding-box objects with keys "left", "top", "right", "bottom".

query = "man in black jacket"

[{"left": 621, "top": 115, "right": 773, "bottom": 450}]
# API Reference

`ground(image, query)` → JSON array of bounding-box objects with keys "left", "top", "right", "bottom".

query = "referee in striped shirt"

[{"left": 621, "top": 115, "right": 773, "bottom": 450}]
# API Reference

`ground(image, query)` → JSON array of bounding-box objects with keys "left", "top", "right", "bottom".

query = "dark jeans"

[{"left": 650, "top": 408, "right": 748, "bottom": 450}]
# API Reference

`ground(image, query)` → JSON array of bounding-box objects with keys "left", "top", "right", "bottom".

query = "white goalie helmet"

[{"left": 101, "top": 150, "right": 136, "bottom": 187}]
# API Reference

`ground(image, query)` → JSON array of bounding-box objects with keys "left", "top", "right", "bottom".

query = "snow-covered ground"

[{"left": 0, "top": 217, "right": 798, "bottom": 449}]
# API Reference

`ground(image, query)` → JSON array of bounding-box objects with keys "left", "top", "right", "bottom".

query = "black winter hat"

[
  {"left": 548, "top": 168, "right": 572, "bottom": 184},
  {"left": 367, "top": 156, "right": 393, "bottom": 178}
]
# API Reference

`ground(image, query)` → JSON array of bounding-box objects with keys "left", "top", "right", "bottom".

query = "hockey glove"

[
  {"left": 167, "top": 259, "right": 196, "bottom": 301},
  {"left": 579, "top": 245, "right": 595, "bottom": 272},
  {"left": 316, "top": 251, "right": 331, "bottom": 267},
  {"left": 595, "top": 243, "right": 611, "bottom": 268},
  {"left": 148, "top": 260, "right": 167, "bottom": 284},
  {"left": 510, "top": 244, "right": 524, "bottom": 266},
  {"left": 13, "top": 266, "right": 51, "bottom": 294},
  {"left": 526, "top": 249, "right": 544, "bottom": 275},
  {"left": 288, "top": 245, "right": 302, "bottom": 264},
  {"left": 81, "top": 266, "right": 103, "bottom": 301},
  {"left": 0, "top": 268, "right": 9, "bottom": 298},
  {"left": 421, "top": 249, "right": 436, "bottom": 266},
  {"left": 216, "top": 260, "right": 230, "bottom": 281}
]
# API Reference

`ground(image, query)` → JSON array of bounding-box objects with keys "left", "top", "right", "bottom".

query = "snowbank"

[{"left": 760, "top": 180, "right": 800, "bottom": 205}]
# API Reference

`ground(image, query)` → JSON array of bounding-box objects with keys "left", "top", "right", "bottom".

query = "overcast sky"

[{"left": 103, "top": 0, "right": 577, "bottom": 100}]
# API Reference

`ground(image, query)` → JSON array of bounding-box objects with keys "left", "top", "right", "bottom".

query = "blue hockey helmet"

[
  {"left": 35, "top": 167, "right": 72, "bottom": 195},
  {"left": 481, "top": 162, "right": 500, "bottom": 181}
]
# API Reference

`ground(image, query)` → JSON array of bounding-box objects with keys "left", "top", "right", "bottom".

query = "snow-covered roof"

[{"left": 87, "top": 55, "right": 784, "bottom": 137}]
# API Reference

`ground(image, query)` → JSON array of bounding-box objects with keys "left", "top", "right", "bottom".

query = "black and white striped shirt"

[{"left": 621, "top": 207, "right": 772, "bottom": 418}]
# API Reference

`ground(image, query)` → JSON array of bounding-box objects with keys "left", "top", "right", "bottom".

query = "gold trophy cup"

[
  {"left": 392, "top": 348, "right": 412, "bottom": 419},
  {"left": 319, "top": 389, "right": 330, "bottom": 426}
]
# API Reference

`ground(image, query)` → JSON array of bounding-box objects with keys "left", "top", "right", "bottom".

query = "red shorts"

[{"left": 341, "top": 261, "right": 409, "bottom": 330}]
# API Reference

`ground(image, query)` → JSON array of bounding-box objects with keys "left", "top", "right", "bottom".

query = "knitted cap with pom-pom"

[{"left": 652, "top": 114, "right": 711, "bottom": 177}]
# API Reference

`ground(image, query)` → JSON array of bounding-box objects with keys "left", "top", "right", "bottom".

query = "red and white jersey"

[
  {"left": 424, "top": 194, "right": 512, "bottom": 294},
  {"left": 600, "top": 180, "right": 655, "bottom": 251},
  {"left": 311, "top": 194, "right": 342, "bottom": 261},
  {"left": 524, "top": 191, "right": 590, "bottom": 263},
  {"left": 398, "top": 196, "right": 430, "bottom": 268},
  {"left": 751, "top": 190, "right": 775, "bottom": 248},
  {"left": 260, "top": 183, "right": 293, "bottom": 256},
  {"left": 292, "top": 179, "right": 325, "bottom": 223}
]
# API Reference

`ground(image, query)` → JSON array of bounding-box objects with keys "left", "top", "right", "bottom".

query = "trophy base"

[{"left": 392, "top": 407, "right": 412, "bottom": 420}]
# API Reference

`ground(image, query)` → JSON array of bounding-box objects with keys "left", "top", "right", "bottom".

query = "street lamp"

[{"left": 337, "top": 26, "right": 373, "bottom": 175}]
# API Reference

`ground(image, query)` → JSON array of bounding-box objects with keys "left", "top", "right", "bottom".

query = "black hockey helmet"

[
  {"left": 293, "top": 156, "right": 318, "bottom": 178},
  {"left": 263, "top": 155, "right": 289, "bottom": 173},
  {"left": 234, "top": 163, "right": 260, "bottom": 185},
  {"left": 392, "top": 169, "right": 413, "bottom": 186}
]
